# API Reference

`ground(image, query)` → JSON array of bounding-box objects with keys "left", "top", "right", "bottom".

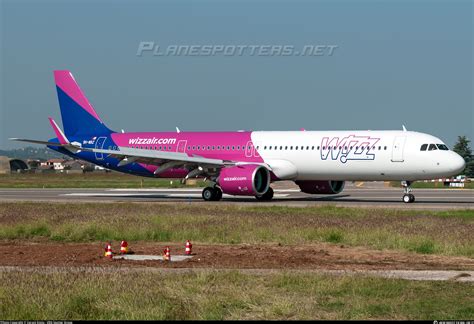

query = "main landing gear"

[
  {"left": 202, "top": 186, "right": 223, "bottom": 201},
  {"left": 401, "top": 181, "right": 415, "bottom": 203}
]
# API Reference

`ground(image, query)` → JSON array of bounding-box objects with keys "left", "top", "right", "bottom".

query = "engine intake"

[
  {"left": 218, "top": 164, "right": 270, "bottom": 196},
  {"left": 296, "top": 180, "right": 345, "bottom": 194}
]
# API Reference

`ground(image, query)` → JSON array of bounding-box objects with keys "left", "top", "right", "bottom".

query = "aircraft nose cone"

[{"left": 451, "top": 153, "right": 466, "bottom": 174}]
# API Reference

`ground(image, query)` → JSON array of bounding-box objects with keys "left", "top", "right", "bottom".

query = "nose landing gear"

[{"left": 401, "top": 181, "right": 415, "bottom": 203}]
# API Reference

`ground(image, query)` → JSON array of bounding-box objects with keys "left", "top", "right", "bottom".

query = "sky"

[{"left": 0, "top": 0, "right": 472, "bottom": 149}]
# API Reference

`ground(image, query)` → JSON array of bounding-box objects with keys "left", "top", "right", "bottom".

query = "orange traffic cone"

[
  {"left": 163, "top": 246, "right": 171, "bottom": 261},
  {"left": 120, "top": 240, "right": 129, "bottom": 254},
  {"left": 185, "top": 240, "right": 192, "bottom": 255},
  {"left": 104, "top": 242, "right": 113, "bottom": 259}
]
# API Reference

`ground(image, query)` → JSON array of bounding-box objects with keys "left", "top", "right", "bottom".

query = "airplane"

[{"left": 11, "top": 70, "right": 466, "bottom": 203}]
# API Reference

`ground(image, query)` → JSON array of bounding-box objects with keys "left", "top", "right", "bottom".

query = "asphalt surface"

[{"left": 0, "top": 182, "right": 472, "bottom": 210}]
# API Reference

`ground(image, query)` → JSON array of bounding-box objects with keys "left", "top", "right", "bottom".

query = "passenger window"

[
  {"left": 384, "top": 146, "right": 387, "bottom": 150},
  {"left": 428, "top": 144, "right": 437, "bottom": 151},
  {"left": 420, "top": 144, "right": 428, "bottom": 151}
]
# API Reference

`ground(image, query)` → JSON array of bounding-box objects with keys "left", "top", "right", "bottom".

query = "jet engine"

[
  {"left": 295, "top": 180, "right": 345, "bottom": 194},
  {"left": 218, "top": 164, "right": 270, "bottom": 196}
]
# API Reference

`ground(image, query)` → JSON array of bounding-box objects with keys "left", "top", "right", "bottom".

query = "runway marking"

[{"left": 60, "top": 192, "right": 471, "bottom": 201}]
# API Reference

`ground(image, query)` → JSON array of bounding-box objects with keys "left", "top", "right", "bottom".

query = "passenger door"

[
  {"left": 391, "top": 136, "right": 406, "bottom": 162},
  {"left": 177, "top": 140, "right": 187, "bottom": 153}
]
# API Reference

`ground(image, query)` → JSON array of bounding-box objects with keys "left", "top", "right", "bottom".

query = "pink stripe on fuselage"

[
  {"left": 54, "top": 70, "right": 102, "bottom": 121},
  {"left": 111, "top": 132, "right": 264, "bottom": 163}
]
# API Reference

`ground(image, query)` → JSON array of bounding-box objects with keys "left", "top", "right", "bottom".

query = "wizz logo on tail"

[{"left": 321, "top": 135, "right": 381, "bottom": 163}]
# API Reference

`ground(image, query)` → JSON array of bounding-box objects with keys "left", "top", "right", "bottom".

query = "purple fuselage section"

[{"left": 107, "top": 131, "right": 264, "bottom": 177}]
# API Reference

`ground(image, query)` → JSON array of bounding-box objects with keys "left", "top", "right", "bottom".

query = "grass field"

[
  {"left": 0, "top": 173, "right": 207, "bottom": 188},
  {"left": 1, "top": 202, "right": 472, "bottom": 257},
  {"left": 1, "top": 270, "right": 472, "bottom": 320},
  {"left": 1, "top": 202, "right": 473, "bottom": 320}
]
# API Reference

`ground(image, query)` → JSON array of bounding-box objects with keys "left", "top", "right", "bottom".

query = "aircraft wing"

[
  {"left": 84, "top": 146, "right": 227, "bottom": 167},
  {"left": 76, "top": 146, "right": 235, "bottom": 177}
]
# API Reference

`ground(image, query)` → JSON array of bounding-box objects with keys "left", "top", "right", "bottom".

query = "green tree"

[{"left": 452, "top": 136, "right": 473, "bottom": 177}]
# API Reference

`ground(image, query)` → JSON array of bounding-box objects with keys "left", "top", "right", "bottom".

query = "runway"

[{"left": 0, "top": 183, "right": 472, "bottom": 210}]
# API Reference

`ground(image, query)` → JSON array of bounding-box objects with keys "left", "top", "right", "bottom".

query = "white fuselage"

[{"left": 251, "top": 130, "right": 465, "bottom": 181}]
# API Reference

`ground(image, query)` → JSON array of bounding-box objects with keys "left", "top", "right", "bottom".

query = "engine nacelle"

[
  {"left": 296, "top": 180, "right": 345, "bottom": 194},
  {"left": 218, "top": 164, "right": 270, "bottom": 196}
]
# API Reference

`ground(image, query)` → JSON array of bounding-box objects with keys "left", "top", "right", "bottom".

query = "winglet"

[{"left": 48, "top": 117, "right": 69, "bottom": 144}]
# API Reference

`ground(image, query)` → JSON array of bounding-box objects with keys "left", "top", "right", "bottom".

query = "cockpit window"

[
  {"left": 420, "top": 144, "right": 428, "bottom": 151},
  {"left": 428, "top": 144, "right": 438, "bottom": 151},
  {"left": 436, "top": 144, "right": 449, "bottom": 151}
]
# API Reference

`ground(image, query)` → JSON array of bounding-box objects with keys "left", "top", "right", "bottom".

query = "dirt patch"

[{"left": 1, "top": 241, "right": 473, "bottom": 271}]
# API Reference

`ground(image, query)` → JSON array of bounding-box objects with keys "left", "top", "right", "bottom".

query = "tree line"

[{"left": 453, "top": 135, "right": 474, "bottom": 178}]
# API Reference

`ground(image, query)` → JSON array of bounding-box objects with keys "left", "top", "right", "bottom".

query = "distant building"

[
  {"left": 0, "top": 156, "right": 29, "bottom": 173},
  {"left": 27, "top": 159, "right": 43, "bottom": 170},
  {"left": 43, "top": 159, "right": 67, "bottom": 171},
  {"left": 63, "top": 160, "right": 85, "bottom": 174}
]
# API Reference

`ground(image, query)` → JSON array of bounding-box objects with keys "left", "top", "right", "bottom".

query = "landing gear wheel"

[
  {"left": 202, "top": 187, "right": 215, "bottom": 201},
  {"left": 202, "top": 187, "right": 223, "bottom": 201},
  {"left": 402, "top": 193, "right": 415, "bottom": 203},
  {"left": 214, "top": 187, "right": 223, "bottom": 201},
  {"left": 256, "top": 187, "right": 274, "bottom": 201},
  {"left": 401, "top": 181, "right": 415, "bottom": 203}
]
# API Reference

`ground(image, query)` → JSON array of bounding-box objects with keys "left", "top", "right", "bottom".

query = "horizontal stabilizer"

[{"left": 9, "top": 138, "right": 82, "bottom": 153}]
